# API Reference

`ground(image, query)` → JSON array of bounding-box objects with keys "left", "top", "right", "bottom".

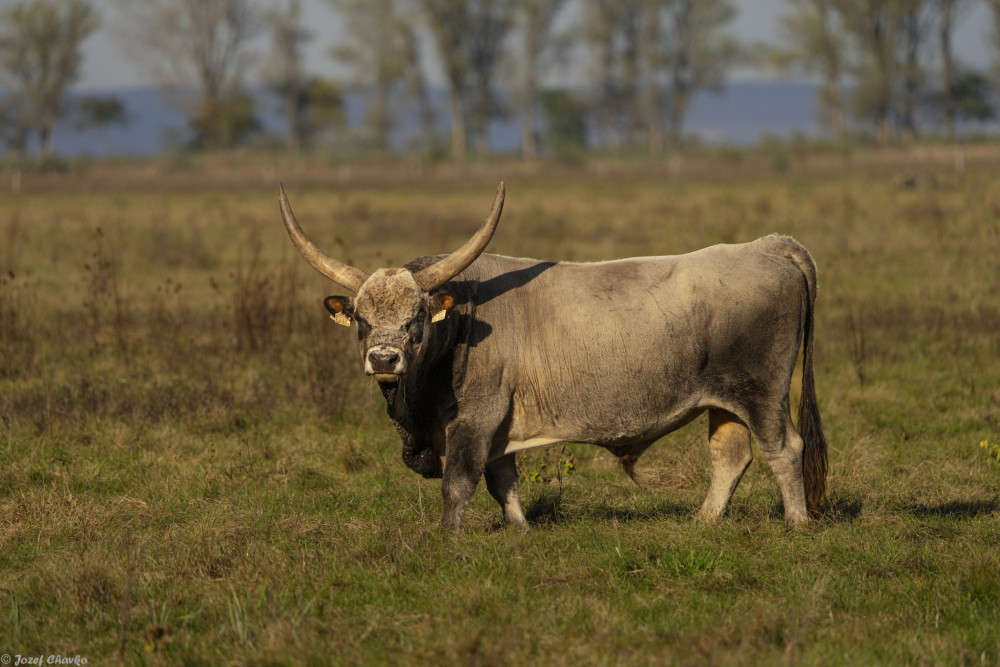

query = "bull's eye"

[
  {"left": 355, "top": 315, "right": 371, "bottom": 340},
  {"left": 407, "top": 311, "right": 425, "bottom": 344}
]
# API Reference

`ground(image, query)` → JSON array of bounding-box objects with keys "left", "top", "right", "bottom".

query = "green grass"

[{"left": 0, "top": 152, "right": 998, "bottom": 664}]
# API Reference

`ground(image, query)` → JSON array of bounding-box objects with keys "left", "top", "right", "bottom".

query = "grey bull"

[{"left": 279, "top": 182, "right": 828, "bottom": 531}]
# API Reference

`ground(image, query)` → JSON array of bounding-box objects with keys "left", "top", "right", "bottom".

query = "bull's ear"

[
  {"left": 429, "top": 293, "right": 454, "bottom": 323},
  {"left": 324, "top": 296, "right": 355, "bottom": 327}
]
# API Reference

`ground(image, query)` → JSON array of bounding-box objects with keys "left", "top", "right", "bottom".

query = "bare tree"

[
  {"left": 582, "top": 0, "right": 626, "bottom": 149},
  {"left": 330, "top": 0, "right": 428, "bottom": 153},
  {"left": 0, "top": 0, "right": 98, "bottom": 158},
  {"left": 113, "top": 0, "right": 261, "bottom": 149},
  {"left": 989, "top": 0, "right": 1000, "bottom": 77},
  {"left": 657, "top": 0, "right": 739, "bottom": 149},
  {"left": 896, "top": 0, "right": 934, "bottom": 142},
  {"left": 264, "top": 0, "right": 311, "bottom": 151},
  {"left": 582, "top": 0, "right": 651, "bottom": 150},
  {"left": 841, "top": 0, "right": 906, "bottom": 145},
  {"left": 937, "top": 0, "right": 974, "bottom": 140},
  {"left": 581, "top": 0, "right": 736, "bottom": 153},
  {"left": 419, "top": 0, "right": 515, "bottom": 160},
  {"left": 514, "top": 0, "right": 568, "bottom": 159},
  {"left": 767, "top": 0, "right": 850, "bottom": 141}
]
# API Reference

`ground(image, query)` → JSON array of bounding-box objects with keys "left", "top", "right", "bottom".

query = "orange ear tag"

[{"left": 431, "top": 295, "right": 454, "bottom": 323}]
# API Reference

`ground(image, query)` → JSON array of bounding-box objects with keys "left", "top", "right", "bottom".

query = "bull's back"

[{"left": 461, "top": 237, "right": 809, "bottom": 445}]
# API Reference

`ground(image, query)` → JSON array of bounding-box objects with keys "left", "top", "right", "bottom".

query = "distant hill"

[{"left": 13, "top": 81, "right": 824, "bottom": 158}]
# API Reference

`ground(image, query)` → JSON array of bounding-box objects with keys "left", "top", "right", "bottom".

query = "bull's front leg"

[
  {"left": 485, "top": 453, "right": 528, "bottom": 531},
  {"left": 440, "top": 419, "right": 493, "bottom": 531}
]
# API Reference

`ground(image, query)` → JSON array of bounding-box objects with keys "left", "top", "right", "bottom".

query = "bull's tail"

[{"left": 781, "top": 237, "right": 828, "bottom": 515}]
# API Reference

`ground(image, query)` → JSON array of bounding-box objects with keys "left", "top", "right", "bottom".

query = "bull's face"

[
  {"left": 323, "top": 270, "right": 454, "bottom": 384},
  {"left": 278, "top": 182, "right": 503, "bottom": 384}
]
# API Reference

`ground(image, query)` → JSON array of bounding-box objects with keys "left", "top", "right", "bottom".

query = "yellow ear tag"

[
  {"left": 431, "top": 310, "right": 447, "bottom": 323},
  {"left": 331, "top": 312, "right": 352, "bottom": 327}
]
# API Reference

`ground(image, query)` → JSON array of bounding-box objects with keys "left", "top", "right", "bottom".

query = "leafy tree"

[
  {"left": 74, "top": 96, "right": 128, "bottom": 131},
  {"left": 73, "top": 95, "right": 129, "bottom": 155},
  {"left": 189, "top": 92, "right": 260, "bottom": 149},
  {"left": 538, "top": 89, "right": 588, "bottom": 158},
  {"left": 298, "top": 78, "right": 347, "bottom": 146},
  {"left": 0, "top": 0, "right": 99, "bottom": 158},
  {"left": 113, "top": 0, "right": 261, "bottom": 149},
  {"left": 929, "top": 70, "right": 995, "bottom": 126}
]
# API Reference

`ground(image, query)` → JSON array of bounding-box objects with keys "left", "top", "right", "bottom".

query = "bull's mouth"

[{"left": 373, "top": 373, "right": 400, "bottom": 384}]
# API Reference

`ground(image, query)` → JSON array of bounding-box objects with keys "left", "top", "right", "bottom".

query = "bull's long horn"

[
  {"left": 279, "top": 184, "right": 369, "bottom": 292},
  {"left": 413, "top": 181, "right": 504, "bottom": 291}
]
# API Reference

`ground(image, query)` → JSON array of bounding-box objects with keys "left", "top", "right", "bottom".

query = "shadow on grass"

[
  {"left": 904, "top": 499, "right": 1000, "bottom": 518},
  {"left": 722, "top": 496, "right": 863, "bottom": 526},
  {"left": 821, "top": 496, "right": 864, "bottom": 522},
  {"left": 523, "top": 487, "right": 690, "bottom": 527}
]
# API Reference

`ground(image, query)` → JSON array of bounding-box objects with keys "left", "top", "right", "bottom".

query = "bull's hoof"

[
  {"left": 784, "top": 514, "right": 809, "bottom": 531},
  {"left": 439, "top": 519, "right": 462, "bottom": 533},
  {"left": 695, "top": 508, "right": 724, "bottom": 523},
  {"left": 507, "top": 519, "right": 530, "bottom": 534}
]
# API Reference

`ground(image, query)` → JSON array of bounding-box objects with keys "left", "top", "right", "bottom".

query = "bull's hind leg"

[
  {"left": 485, "top": 454, "right": 528, "bottom": 531},
  {"left": 751, "top": 409, "right": 809, "bottom": 529},
  {"left": 697, "top": 409, "right": 753, "bottom": 522}
]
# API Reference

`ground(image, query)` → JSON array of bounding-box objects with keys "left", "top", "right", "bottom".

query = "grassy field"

[{"left": 1, "top": 151, "right": 998, "bottom": 665}]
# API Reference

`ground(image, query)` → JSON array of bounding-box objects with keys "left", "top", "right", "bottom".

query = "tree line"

[{"left": 1, "top": 0, "right": 998, "bottom": 160}]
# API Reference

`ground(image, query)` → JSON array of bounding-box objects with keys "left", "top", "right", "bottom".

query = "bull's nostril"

[{"left": 368, "top": 349, "right": 402, "bottom": 372}]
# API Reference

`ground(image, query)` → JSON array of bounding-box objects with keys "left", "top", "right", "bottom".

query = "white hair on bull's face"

[
  {"left": 352, "top": 269, "right": 428, "bottom": 383},
  {"left": 279, "top": 183, "right": 829, "bottom": 534}
]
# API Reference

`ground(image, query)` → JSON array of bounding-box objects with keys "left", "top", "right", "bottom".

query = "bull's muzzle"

[{"left": 366, "top": 346, "right": 405, "bottom": 382}]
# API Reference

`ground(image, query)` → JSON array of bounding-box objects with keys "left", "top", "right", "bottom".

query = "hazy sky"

[{"left": 77, "top": 0, "right": 995, "bottom": 92}]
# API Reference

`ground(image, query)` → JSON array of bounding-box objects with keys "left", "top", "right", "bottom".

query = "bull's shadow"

[
  {"left": 902, "top": 499, "right": 999, "bottom": 518},
  {"left": 814, "top": 496, "right": 998, "bottom": 522},
  {"left": 518, "top": 485, "right": 691, "bottom": 528},
  {"left": 447, "top": 261, "right": 557, "bottom": 347},
  {"left": 518, "top": 490, "right": 868, "bottom": 528}
]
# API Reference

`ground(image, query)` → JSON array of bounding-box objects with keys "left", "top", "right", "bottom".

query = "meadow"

[{"left": 0, "top": 149, "right": 998, "bottom": 665}]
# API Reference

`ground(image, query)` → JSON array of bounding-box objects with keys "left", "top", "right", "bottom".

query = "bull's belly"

[{"left": 490, "top": 403, "right": 704, "bottom": 462}]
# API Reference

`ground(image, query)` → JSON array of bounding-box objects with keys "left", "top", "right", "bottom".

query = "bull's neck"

[{"left": 380, "top": 380, "right": 411, "bottom": 426}]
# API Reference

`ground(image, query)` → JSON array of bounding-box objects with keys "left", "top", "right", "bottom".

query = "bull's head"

[{"left": 279, "top": 182, "right": 504, "bottom": 385}]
